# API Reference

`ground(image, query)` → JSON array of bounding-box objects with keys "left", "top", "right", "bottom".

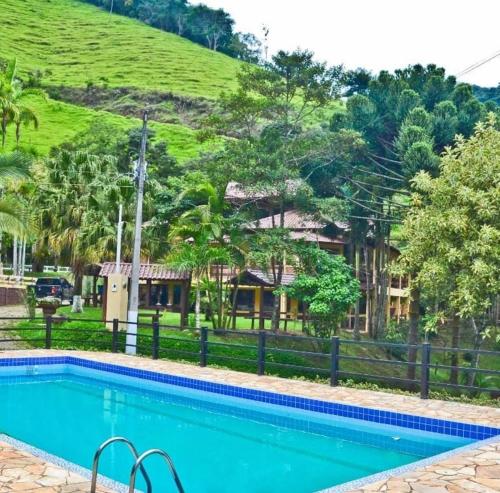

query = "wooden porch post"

[
  {"left": 396, "top": 276, "right": 402, "bottom": 322},
  {"left": 280, "top": 292, "right": 287, "bottom": 331},
  {"left": 259, "top": 286, "right": 265, "bottom": 331},
  {"left": 180, "top": 281, "right": 188, "bottom": 328},
  {"left": 92, "top": 275, "right": 98, "bottom": 307},
  {"left": 146, "top": 279, "right": 152, "bottom": 308},
  {"left": 167, "top": 282, "right": 174, "bottom": 307}
]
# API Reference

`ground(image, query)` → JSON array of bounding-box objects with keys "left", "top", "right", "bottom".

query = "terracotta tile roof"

[
  {"left": 247, "top": 210, "right": 325, "bottom": 230},
  {"left": 247, "top": 210, "right": 349, "bottom": 232},
  {"left": 289, "top": 231, "right": 346, "bottom": 244},
  {"left": 245, "top": 269, "right": 296, "bottom": 287},
  {"left": 225, "top": 180, "right": 304, "bottom": 201},
  {"left": 99, "top": 262, "right": 190, "bottom": 281}
]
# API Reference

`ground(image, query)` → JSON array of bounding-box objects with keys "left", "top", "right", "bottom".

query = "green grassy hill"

[
  {"left": 4, "top": 95, "right": 211, "bottom": 160},
  {"left": 2, "top": 0, "right": 240, "bottom": 97},
  {"left": 1, "top": 0, "right": 241, "bottom": 156}
]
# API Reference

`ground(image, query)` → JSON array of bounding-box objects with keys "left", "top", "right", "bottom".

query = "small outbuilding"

[{"left": 99, "top": 262, "right": 191, "bottom": 326}]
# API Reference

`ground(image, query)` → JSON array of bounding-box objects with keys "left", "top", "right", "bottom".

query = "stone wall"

[{"left": 0, "top": 287, "right": 24, "bottom": 306}]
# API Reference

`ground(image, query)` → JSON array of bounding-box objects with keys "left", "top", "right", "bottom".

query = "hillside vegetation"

[
  {"left": 1, "top": 0, "right": 243, "bottom": 156},
  {"left": 3, "top": 95, "right": 210, "bottom": 160},
  {"left": 2, "top": 0, "right": 241, "bottom": 97}
]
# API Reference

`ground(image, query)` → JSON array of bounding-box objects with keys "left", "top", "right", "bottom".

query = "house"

[{"left": 222, "top": 183, "right": 409, "bottom": 332}]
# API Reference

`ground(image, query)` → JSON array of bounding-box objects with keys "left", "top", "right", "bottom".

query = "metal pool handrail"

[
  {"left": 129, "top": 449, "right": 184, "bottom": 493},
  {"left": 90, "top": 437, "right": 152, "bottom": 493}
]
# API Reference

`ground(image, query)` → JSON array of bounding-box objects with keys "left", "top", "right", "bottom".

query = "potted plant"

[{"left": 37, "top": 296, "right": 61, "bottom": 318}]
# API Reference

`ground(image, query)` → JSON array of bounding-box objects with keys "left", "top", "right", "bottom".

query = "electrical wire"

[{"left": 456, "top": 50, "right": 500, "bottom": 77}]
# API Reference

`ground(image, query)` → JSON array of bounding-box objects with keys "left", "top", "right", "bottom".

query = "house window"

[
  {"left": 150, "top": 285, "right": 167, "bottom": 306},
  {"left": 263, "top": 290, "right": 275, "bottom": 311},
  {"left": 234, "top": 289, "right": 255, "bottom": 311},
  {"left": 173, "top": 285, "right": 181, "bottom": 305}
]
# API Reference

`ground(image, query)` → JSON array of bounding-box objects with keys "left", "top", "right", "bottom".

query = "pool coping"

[
  {"left": 1, "top": 352, "right": 499, "bottom": 493},
  {"left": 0, "top": 433, "right": 128, "bottom": 493}
]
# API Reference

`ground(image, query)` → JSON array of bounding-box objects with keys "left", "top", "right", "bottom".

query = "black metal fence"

[{"left": 1, "top": 316, "right": 499, "bottom": 400}]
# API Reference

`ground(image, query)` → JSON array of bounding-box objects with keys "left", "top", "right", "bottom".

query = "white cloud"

[{"left": 201, "top": 0, "right": 500, "bottom": 87}]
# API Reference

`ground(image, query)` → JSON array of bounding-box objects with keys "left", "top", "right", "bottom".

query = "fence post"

[
  {"left": 330, "top": 336, "right": 340, "bottom": 386},
  {"left": 112, "top": 318, "right": 119, "bottom": 353},
  {"left": 45, "top": 316, "right": 52, "bottom": 350},
  {"left": 152, "top": 316, "right": 160, "bottom": 360},
  {"left": 257, "top": 331, "right": 266, "bottom": 376},
  {"left": 420, "top": 342, "right": 431, "bottom": 399},
  {"left": 200, "top": 327, "right": 208, "bottom": 367}
]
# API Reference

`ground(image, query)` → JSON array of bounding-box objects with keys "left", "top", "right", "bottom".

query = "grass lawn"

[
  {"left": 4, "top": 95, "right": 213, "bottom": 160},
  {"left": 1, "top": 0, "right": 241, "bottom": 98}
]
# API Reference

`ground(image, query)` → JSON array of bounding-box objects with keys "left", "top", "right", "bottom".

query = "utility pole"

[
  {"left": 126, "top": 111, "right": 148, "bottom": 355},
  {"left": 115, "top": 203, "right": 123, "bottom": 274},
  {"left": 262, "top": 25, "right": 270, "bottom": 62}
]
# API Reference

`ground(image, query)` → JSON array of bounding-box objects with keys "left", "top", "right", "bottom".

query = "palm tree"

[
  {"left": 0, "top": 152, "right": 31, "bottom": 234},
  {"left": 33, "top": 150, "right": 133, "bottom": 312},
  {"left": 14, "top": 106, "right": 39, "bottom": 145},
  {"left": 168, "top": 238, "right": 230, "bottom": 329},
  {"left": 0, "top": 151, "right": 32, "bottom": 275},
  {"left": 168, "top": 181, "right": 246, "bottom": 329},
  {"left": 0, "top": 59, "right": 46, "bottom": 147}
]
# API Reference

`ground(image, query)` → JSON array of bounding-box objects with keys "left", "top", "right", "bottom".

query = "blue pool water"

[{"left": 0, "top": 364, "right": 474, "bottom": 493}]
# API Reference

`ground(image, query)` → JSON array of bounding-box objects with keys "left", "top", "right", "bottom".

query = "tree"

[
  {"left": 398, "top": 116, "right": 500, "bottom": 384},
  {"left": 228, "top": 32, "right": 262, "bottom": 63},
  {"left": 188, "top": 5, "right": 234, "bottom": 51},
  {"left": 326, "top": 64, "right": 488, "bottom": 339},
  {"left": 70, "top": 120, "right": 181, "bottom": 182},
  {"left": 137, "top": 0, "right": 188, "bottom": 32},
  {"left": 283, "top": 249, "right": 360, "bottom": 338},
  {"left": 472, "top": 83, "right": 500, "bottom": 104},
  {"left": 168, "top": 180, "right": 246, "bottom": 330},
  {"left": 343, "top": 68, "right": 372, "bottom": 96},
  {"left": 208, "top": 50, "right": 343, "bottom": 330},
  {"left": 0, "top": 152, "right": 31, "bottom": 235},
  {"left": 32, "top": 150, "right": 136, "bottom": 312},
  {"left": 0, "top": 59, "right": 45, "bottom": 147}
]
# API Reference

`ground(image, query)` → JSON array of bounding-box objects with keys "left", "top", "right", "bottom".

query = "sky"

[{"left": 202, "top": 0, "right": 500, "bottom": 87}]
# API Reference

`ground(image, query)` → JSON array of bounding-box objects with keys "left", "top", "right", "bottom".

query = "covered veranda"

[{"left": 230, "top": 269, "right": 303, "bottom": 330}]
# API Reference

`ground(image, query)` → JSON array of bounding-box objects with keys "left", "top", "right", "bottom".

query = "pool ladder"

[{"left": 90, "top": 437, "right": 184, "bottom": 493}]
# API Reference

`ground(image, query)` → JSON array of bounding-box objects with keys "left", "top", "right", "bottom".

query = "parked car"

[{"left": 35, "top": 277, "right": 74, "bottom": 303}]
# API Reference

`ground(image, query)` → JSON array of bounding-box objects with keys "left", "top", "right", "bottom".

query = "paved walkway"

[
  {"left": 0, "top": 305, "right": 28, "bottom": 350},
  {"left": 348, "top": 440, "right": 500, "bottom": 492},
  {"left": 0, "top": 350, "right": 498, "bottom": 493}
]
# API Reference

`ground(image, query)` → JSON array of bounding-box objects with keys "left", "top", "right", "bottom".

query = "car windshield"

[{"left": 36, "top": 278, "right": 62, "bottom": 285}]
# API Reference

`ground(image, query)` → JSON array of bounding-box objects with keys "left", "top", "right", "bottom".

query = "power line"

[
  {"left": 456, "top": 50, "right": 500, "bottom": 77},
  {"left": 348, "top": 214, "right": 401, "bottom": 224}
]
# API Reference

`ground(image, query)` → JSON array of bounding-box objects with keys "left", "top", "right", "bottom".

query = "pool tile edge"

[{"left": 2, "top": 354, "right": 499, "bottom": 441}]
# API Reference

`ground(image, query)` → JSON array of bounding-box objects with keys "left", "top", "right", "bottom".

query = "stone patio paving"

[
  {"left": 0, "top": 441, "right": 110, "bottom": 493},
  {"left": 0, "top": 349, "right": 498, "bottom": 492},
  {"left": 347, "top": 440, "right": 500, "bottom": 493}
]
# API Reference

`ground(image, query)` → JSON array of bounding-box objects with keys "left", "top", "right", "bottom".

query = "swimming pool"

[{"left": 0, "top": 357, "right": 498, "bottom": 493}]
